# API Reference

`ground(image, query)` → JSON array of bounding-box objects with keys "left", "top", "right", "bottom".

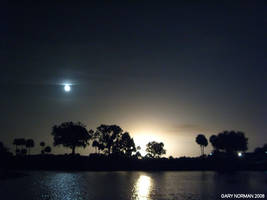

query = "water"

[{"left": 0, "top": 171, "right": 266, "bottom": 200}]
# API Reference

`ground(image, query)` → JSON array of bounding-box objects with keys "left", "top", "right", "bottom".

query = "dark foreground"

[
  {"left": 1, "top": 154, "right": 267, "bottom": 172},
  {"left": 0, "top": 171, "right": 266, "bottom": 200}
]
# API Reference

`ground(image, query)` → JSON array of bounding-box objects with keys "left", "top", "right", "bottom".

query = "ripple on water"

[{"left": 0, "top": 171, "right": 266, "bottom": 200}]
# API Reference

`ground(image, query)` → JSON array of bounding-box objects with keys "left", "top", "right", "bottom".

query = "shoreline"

[{"left": 2, "top": 154, "right": 267, "bottom": 172}]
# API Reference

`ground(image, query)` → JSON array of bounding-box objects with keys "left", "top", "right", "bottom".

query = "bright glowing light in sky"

[
  {"left": 64, "top": 84, "right": 71, "bottom": 92},
  {"left": 134, "top": 133, "right": 163, "bottom": 156},
  {"left": 238, "top": 152, "right": 242, "bottom": 157}
]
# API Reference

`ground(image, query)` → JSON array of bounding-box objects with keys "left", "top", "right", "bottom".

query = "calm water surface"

[{"left": 0, "top": 171, "right": 266, "bottom": 200}]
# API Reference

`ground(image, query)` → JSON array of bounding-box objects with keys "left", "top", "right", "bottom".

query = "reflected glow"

[
  {"left": 132, "top": 175, "right": 152, "bottom": 200},
  {"left": 238, "top": 152, "right": 242, "bottom": 157},
  {"left": 45, "top": 173, "right": 82, "bottom": 200}
]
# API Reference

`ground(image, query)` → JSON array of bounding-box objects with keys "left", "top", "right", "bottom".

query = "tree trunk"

[
  {"left": 72, "top": 146, "right": 75, "bottom": 155},
  {"left": 108, "top": 146, "right": 111, "bottom": 155},
  {"left": 200, "top": 145, "right": 204, "bottom": 156}
]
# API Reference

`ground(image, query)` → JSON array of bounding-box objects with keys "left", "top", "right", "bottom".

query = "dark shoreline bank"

[{"left": 2, "top": 154, "right": 267, "bottom": 172}]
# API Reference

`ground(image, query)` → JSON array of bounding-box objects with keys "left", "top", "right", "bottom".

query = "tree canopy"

[
  {"left": 44, "top": 146, "right": 52, "bottom": 154},
  {"left": 13, "top": 138, "right": 26, "bottom": 147},
  {"left": 13, "top": 138, "right": 26, "bottom": 155},
  {"left": 209, "top": 131, "right": 248, "bottom": 154},
  {"left": 146, "top": 141, "right": 166, "bottom": 158},
  {"left": 113, "top": 132, "right": 136, "bottom": 157},
  {"left": 94, "top": 124, "right": 124, "bottom": 155},
  {"left": 40, "top": 142, "right": 45, "bottom": 147},
  {"left": 51, "top": 121, "right": 93, "bottom": 154}
]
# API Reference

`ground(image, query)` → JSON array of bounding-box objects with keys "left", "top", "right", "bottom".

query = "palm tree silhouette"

[
  {"left": 44, "top": 146, "right": 52, "bottom": 154},
  {"left": 26, "top": 139, "right": 35, "bottom": 155},
  {"left": 40, "top": 141, "right": 45, "bottom": 154},
  {"left": 196, "top": 134, "right": 208, "bottom": 156},
  {"left": 13, "top": 138, "right": 26, "bottom": 155}
]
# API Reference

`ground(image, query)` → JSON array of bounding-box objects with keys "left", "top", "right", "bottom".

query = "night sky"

[{"left": 2, "top": 1, "right": 267, "bottom": 157}]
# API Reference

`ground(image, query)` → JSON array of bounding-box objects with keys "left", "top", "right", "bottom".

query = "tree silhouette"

[
  {"left": 91, "top": 130, "right": 100, "bottom": 153},
  {"left": 92, "top": 140, "right": 99, "bottom": 153},
  {"left": 40, "top": 141, "right": 45, "bottom": 154},
  {"left": 209, "top": 135, "right": 218, "bottom": 150},
  {"left": 254, "top": 144, "right": 267, "bottom": 155},
  {"left": 146, "top": 141, "right": 166, "bottom": 158},
  {"left": 44, "top": 146, "right": 52, "bottom": 154},
  {"left": 195, "top": 134, "right": 208, "bottom": 156},
  {"left": 26, "top": 139, "right": 35, "bottom": 155},
  {"left": 13, "top": 139, "right": 19, "bottom": 153},
  {"left": 0, "top": 141, "right": 9, "bottom": 156},
  {"left": 209, "top": 131, "right": 248, "bottom": 155},
  {"left": 93, "top": 125, "right": 137, "bottom": 156},
  {"left": 51, "top": 121, "right": 92, "bottom": 154},
  {"left": 113, "top": 132, "right": 137, "bottom": 157},
  {"left": 94, "top": 124, "right": 123, "bottom": 155},
  {"left": 13, "top": 138, "right": 26, "bottom": 155},
  {"left": 21, "top": 148, "right": 27, "bottom": 155},
  {"left": 135, "top": 145, "right": 142, "bottom": 158},
  {"left": 135, "top": 151, "right": 142, "bottom": 159}
]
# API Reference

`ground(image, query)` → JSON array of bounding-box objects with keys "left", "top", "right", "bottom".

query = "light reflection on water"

[
  {"left": 132, "top": 175, "right": 152, "bottom": 200},
  {"left": 46, "top": 173, "right": 82, "bottom": 200},
  {"left": 0, "top": 171, "right": 266, "bottom": 200}
]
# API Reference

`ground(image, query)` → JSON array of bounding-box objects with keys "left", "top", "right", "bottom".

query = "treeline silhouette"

[
  {"left": 12, "top": 139, "right": 52, "bottom": 156},
  {"left": 50, "top": 122, "right": 167, "bottom": 158},
  {"left": 0, "top": 122, "right": 267, "bottom": 172}
]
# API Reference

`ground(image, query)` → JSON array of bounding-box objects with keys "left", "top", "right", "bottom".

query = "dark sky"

[{"left": 2, "top": 1, "right": 267, "bottom": 156}]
